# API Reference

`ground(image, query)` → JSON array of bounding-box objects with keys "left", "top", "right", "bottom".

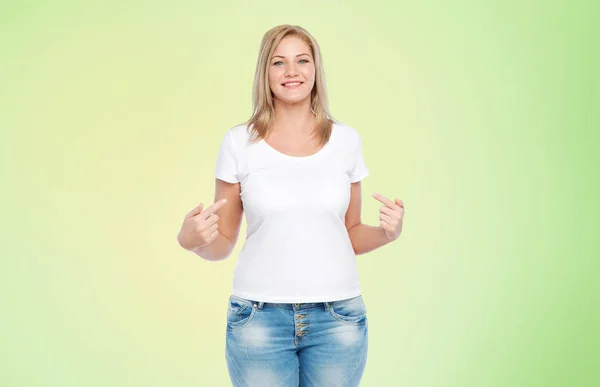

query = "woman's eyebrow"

[{"left": 271, "top": 53, "right": 311, "bottom": 59}]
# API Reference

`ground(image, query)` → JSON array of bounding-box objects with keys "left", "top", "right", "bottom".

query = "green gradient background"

[{"left": 1, "top": 1, "right": 598, "bottom": 386}]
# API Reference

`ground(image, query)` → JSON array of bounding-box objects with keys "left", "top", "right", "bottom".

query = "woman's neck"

[{"left": 272, "top": 99, "right": 316, "bottom": 135}]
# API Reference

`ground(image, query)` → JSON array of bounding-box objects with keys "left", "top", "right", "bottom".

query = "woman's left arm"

[{"left": 345, "top": 182, "right": 405, "bottom": 255}]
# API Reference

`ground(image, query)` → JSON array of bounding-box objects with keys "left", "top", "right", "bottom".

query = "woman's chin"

[{"left": 273, "top": 95, "right": 312, "bottom": 106}]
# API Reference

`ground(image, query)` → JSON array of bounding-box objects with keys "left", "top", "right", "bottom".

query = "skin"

[
  {"left": 178, "top": 35, "right": 405, "bottom": 260},
  {"left": 266, "top": 35, "right": 320, "bottom": 153},
  {"left": 269, "top": 36, "right": 315, "bottom": 110}
]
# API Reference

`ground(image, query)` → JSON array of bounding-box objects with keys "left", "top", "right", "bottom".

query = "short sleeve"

[
  {"left": 214, "top": 130, "right": 239, "bottom": 183},
  {"left": 349, "top": 134, "right": 369, "bottom": 183}
]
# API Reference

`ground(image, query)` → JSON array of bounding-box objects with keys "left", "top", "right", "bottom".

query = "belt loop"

[
  {"left": 323, "top": 301, "right": 331, "bottom": 312},
  {"left": 257, "top": 301, "right": 265, "bottom": 311}
]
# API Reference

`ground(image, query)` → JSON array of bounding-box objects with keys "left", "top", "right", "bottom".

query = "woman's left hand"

[{"left": 372, "top": 193, "right": 405, "bottom": 241}]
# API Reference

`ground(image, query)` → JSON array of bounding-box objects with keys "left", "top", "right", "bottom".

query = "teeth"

[{"left": 284, "top": 82, "right": 301, "bottom": 86}]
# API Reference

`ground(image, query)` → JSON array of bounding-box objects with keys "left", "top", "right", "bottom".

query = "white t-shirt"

[{"left": 214, "top": 121, "right": 369, "bottom": 303}]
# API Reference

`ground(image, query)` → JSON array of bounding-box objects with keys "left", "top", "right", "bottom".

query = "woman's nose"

[{"left": 285, "top": 64, "right": 298, "bottom": 77}]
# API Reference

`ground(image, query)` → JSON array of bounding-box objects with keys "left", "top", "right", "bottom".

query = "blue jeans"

[{"left": 225, "top": 294, "right": 369, "bottom": 386}]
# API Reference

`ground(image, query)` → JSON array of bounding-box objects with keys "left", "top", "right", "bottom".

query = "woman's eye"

[{"left": 273, "top": 59, "right": 310, "bottom": 66}]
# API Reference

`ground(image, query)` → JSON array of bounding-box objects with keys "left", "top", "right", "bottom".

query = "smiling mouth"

[{"left": 282, "top": 81, "right": 303, "bottom": 87}]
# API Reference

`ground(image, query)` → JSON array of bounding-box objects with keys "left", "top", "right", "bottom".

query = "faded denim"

[{"left": 225, "top": 294, "right": 368, "bottom": 386}]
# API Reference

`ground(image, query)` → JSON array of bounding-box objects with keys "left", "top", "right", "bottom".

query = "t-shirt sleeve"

[
  {"left": 214, "top": 130, "right": 239, "bottom": 183},
  {"left": 349, "top": 134, "right": 369, "bottom": 183}
]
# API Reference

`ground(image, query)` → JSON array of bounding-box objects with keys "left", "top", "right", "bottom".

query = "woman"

[{"left": 177, "top": 24, "right": 405, "bottom": 387}]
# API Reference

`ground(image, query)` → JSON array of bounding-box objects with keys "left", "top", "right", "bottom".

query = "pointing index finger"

[
  {"left": 372, "top": 193, "right": 397, "bottom": 208},
  {"left": 201, "top": 199, "right": 228, "bottom": 219}
]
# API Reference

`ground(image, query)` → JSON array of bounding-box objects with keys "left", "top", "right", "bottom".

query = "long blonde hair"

[{"left": 245, "top": 25, "right": 335, "bottom": 146}]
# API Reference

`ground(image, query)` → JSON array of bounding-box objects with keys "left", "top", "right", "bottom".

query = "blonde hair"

[{"left": 245, "top": 25, "right": 335, "bottom": 146}]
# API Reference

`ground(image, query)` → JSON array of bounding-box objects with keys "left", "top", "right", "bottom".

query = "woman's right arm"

[{"left": 177, "top": 178, "right": 244, "bottom": 261}]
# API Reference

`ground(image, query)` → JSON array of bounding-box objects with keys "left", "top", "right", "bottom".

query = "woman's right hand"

[{"left": 178, "top": 199, "right": 228, "bottom": 250}]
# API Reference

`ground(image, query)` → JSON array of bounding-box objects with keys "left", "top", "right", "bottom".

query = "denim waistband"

[
  {"left": 261, "top": 301, "right": 328, "bottom": 309},
  {"left": 248, "top": 300, "right": 332, "bottom": 312},
  {"left": 230, "top": 294, "right": 363, "bottom": 312}
]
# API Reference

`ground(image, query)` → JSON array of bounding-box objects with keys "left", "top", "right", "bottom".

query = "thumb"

[{"left": 186, "top": 202, "right": 204, "bottom": 218}]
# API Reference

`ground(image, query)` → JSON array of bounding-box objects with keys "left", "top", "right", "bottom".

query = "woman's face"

[{"left": 268, "top": 35, "right": 316, "bottom": 106}]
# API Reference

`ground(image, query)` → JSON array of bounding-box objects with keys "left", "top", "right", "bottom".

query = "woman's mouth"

[{"left": 282, "top": 81, "right": 303, "bottom": 89}]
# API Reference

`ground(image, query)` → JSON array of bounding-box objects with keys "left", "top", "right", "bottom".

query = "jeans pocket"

[
  {"left": 226, "top": 295, "right": 257, "bottom": 331},
  {"left": 329, "top": 295, "right": 367, "bottom": 326}
]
